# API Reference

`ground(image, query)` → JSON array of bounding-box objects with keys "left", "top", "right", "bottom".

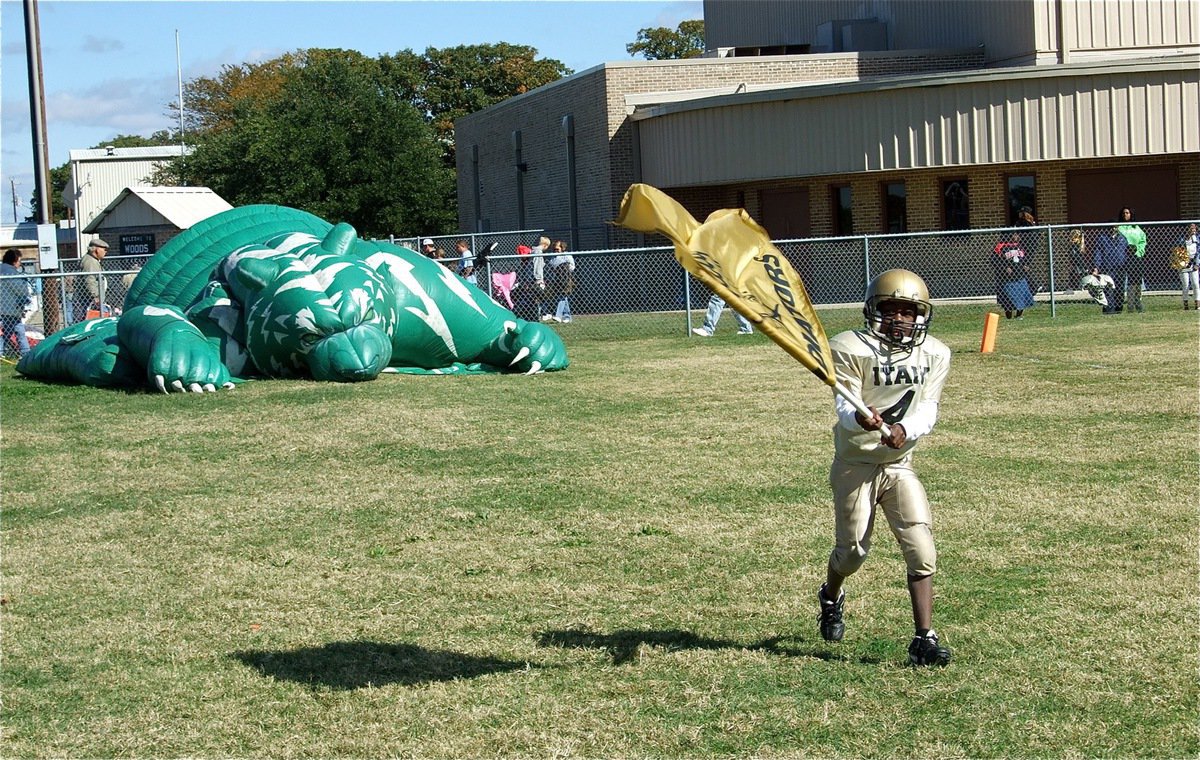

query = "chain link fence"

[
  {"left": 2, "top": 220, "right": 1194, "bottom": 355},
  {"left": 388, "top": 230, "right": 545, "bottom": 267}
]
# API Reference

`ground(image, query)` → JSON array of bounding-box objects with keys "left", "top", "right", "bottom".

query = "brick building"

[{"left": 455, "top": 0, "right": 1199, "bottom": 247}]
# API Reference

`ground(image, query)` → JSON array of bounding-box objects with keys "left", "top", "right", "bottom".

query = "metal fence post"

[
  {"left": 59, "top": 274, "right": 69, "bottom": 326},
  {"left": 863, "top": 234, "right": 872, "bottom": 290},
  {"left": 683, "top": 268, "right": 693, "bottom": 334},
  {"left": 1046, "top": 224, "right": 1057, "bottom": 317}
]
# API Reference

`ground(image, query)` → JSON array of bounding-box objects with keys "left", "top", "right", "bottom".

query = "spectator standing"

[
  {"left": 1117, "top": 207, "right": 1147, "bottom": 313},
  {"left": 1067, "top": 229, "right": 1089, "bottom": 291},
  {"left": 1015, "top": 206, "right": 1042, "bottom": 291},
  {"left": 454, "top": 239, "right": 477, "bottom": 286},
  {"left": 0, "top": 250, "right": 32, "bottom": 359},
  {"left": 76, "top": 238, "right": 109, "bottom": 322},
  {"left": 1092, "top": 224, "right": 1130, "bottom": 315},
  {"left": 530, "top": 236, "right": 551, "bottom": 320},
  {"left": 691, "top": 294, "right": 753, "bottom": 336},
  {"left": 420, "top": 238, "right": 437, "bottom": 259},
  {"left": 514, "top": 236, "right": 550, "bottom": 321},
  {"left": 1175, "top": 223, "right": 1199, "bottom": 310},
  {"left": 992, "top": 232, "right": 1035, "bottom": 319},
  {"left": 541, "top": 239, "right": 576, "bottom": 323}
]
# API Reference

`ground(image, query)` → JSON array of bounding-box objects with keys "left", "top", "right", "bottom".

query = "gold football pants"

[{"left": 827, "top": 456, "right": 936, "bottom": 578}]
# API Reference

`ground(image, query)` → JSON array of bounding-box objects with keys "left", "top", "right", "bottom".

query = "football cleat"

[
  {"left": 908, "top": 630, "right": 952, "bottom": 667},
  {"left": 817, "top": 583, "right": 845, "bottom": 642}
]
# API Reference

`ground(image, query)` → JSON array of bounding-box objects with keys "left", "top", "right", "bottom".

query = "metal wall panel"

[
  {"left": 704, "top": 0, "right": 1197, "bottom": 63},
  {"left": 73, "top": 160, "right": 164, "bottom": 229},
  {"left": 703, "top": 0, "right": 1035, "bottom": 61},
  {"left": 635, "top": 63, "right": 1199, "bottom": 186}
]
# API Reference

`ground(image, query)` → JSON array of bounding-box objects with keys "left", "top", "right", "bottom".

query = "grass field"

[{"left": 2, "top": 297, "right": 1197, "bottom": 757}]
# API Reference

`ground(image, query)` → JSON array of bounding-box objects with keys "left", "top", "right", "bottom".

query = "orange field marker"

[{"left": 980, "top": 311, "right": 999, "bottom": 353}]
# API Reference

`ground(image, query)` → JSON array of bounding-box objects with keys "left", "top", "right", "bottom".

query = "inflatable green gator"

[{"left": 17, "top": 205, "right": 568, "bottom": 392}]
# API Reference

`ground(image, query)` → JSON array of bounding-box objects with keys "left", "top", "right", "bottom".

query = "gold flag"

[{"left": 615, "top": 183, "right": 835, "bottom": 386}]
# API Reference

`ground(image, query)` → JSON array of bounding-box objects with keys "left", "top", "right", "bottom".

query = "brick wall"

[
  {"left": 457, "top": 50, "right": 1195, "bottom": 244},
  {"left": 457, "top": 49, "right": 984, "bottom": 243},
  {"left": 668, "top": 154, "right": 1199, "bottom": 239}
]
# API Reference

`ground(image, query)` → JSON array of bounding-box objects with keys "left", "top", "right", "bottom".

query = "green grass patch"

[{"left": 2, "top": 297, "right": 1197, "bottom": 757}]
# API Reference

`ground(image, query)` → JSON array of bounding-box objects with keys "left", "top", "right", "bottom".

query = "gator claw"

[{"left": 508, "top": 346, "right": 531, "bottom": 367}]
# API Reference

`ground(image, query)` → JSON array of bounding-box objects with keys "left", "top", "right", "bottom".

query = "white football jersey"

[{"left": 829, "top": 329, "right": 951, "bottom": 464}]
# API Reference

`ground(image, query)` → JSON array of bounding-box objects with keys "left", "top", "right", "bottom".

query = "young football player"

[{"left": 816, "top": 269, "right": 953, "bottom": 667}]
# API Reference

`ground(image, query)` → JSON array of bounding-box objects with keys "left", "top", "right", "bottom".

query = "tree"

[
  {"left": 626, "top": 19, "right": 706, "bottom": 60},
  {"left": 181, "top": 49, "right": 456, "bottom": 238},
  {"left": 30, "top": 132, "right": 176, "bottom": 221},
  {"left": 168, "top": 44, "right": 569, "bottom": 234},
  {"left": 415, "top": 43, "right": 571, "bottom": 165},
  {"left": 171, "top": 53, "right": 304, "bottom": 136}
]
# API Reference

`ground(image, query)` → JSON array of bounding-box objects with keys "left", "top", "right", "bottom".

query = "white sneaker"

[
  {"left": 540, "top": 314, "right": 558, "bottom": 323},
  {"left": 691, "top": 327, "right": 713, "bottom": 337},
  {"left": 736, "top": 330, "right": 753, "bottom": 335}
]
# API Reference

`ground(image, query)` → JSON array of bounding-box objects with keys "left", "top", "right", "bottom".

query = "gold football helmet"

[{"left": 863, "top": 269, "right": 933, "bottom": 347}]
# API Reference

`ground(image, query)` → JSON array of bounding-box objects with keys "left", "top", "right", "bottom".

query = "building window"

[
  {"left": 831, "top": 185, "right": 852, "bottom": 235},
  {"left": 942, "top": 179, "right": 969, "bottom": 230},
  {"left": 1007, "top": 175, "right": 1036, "bottom": 224},
  {"left": 883, "top": 182, "right": 907, "bottom": 233}
]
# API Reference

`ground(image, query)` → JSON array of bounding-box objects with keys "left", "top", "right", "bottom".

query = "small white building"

[
  {"left": 83, "top": 186, "right": 232, "bottom": 256},
  {"left": 61, "top": 145, "right": 189, "bottom": 257}
]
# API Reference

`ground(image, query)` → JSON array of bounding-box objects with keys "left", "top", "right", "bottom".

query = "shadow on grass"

[
  {"left": 231, "top": 640, "right": 532, "bottom": 690},
  {"left": 536, "top": 628, "right": 882, "bottom": 665}
]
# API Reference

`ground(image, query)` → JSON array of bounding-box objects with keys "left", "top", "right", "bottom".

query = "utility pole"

[
  {"left": 24, "top": 0, "right": 63, "bottom": 332},
  {"left": 176, "top": 29, "right": 187, "bottom": 184},
  {"left": 24, "top": 0, "right": 51, "bottom": 226},
  {"left": 10, "top": 179, "right": 18, "bottom": 224}
]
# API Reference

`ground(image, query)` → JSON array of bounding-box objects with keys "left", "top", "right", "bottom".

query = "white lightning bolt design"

[{"left": 365, "top": 251, "right": 461, "bottom": 357}]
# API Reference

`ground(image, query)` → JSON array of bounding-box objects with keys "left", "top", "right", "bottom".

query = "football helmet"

[{"left": 863, "top": 269, "right": 933, "bottom": 347}]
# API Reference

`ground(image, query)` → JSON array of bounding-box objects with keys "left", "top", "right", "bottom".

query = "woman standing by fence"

[{"left": 992, "top": 232, "right": 1035, "bottom": 320}]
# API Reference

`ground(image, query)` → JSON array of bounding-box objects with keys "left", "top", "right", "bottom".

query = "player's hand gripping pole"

[{"left": 722, "top": 286, "right": 892, "bottom": 440}]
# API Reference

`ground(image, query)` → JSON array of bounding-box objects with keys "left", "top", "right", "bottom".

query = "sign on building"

[{"left": 119, "top": 233, "right": 156, "bottom": 256}]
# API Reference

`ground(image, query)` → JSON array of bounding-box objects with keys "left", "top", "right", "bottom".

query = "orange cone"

[{"left": 980, "top": 311, "right": 999, "bottom": 353}]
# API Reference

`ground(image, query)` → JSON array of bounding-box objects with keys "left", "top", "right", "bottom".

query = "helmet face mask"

[{"left": 863, "top": 269, "right": 932, "bottom": 347}]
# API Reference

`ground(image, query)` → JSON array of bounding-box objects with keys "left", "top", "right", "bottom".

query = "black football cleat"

[
  {"left": 908, "top": 630, "right": 952, "bottom": 667},
  {"left": 817, "top": 583, "right": 845, "bottom": 642}
]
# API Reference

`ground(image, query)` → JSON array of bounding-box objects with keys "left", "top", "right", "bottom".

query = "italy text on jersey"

[{"left": 870, "top": 363, "right": 931, "bottom": 386}]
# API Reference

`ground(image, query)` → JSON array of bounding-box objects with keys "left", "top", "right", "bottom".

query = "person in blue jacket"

[{"left": 1092, "top": 224, "right": 1130, "bottom": 314}]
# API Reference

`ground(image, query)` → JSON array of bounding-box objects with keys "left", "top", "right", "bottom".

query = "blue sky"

[{"left": 1, "top": 0, "right": 701, "bottom": 221}]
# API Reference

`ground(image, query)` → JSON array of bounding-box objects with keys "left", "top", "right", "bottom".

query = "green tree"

[
  {"left": 182, "top": 49, "right": 455, "bottom": 238},
  {"left": 170, "top": 44, "right": 568, "bottom": 234},
  {"left": 171, "top": 53, "right": 304, "bottom": 136},
  {"left": 30, "top": 132, "right": 176, "bottom": 221},
  {"left": 415, "top": 43, "right": 571, "bottom": 165},
  {"left": 626, "top": 19, "right": 705, "bottom": 60}
]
